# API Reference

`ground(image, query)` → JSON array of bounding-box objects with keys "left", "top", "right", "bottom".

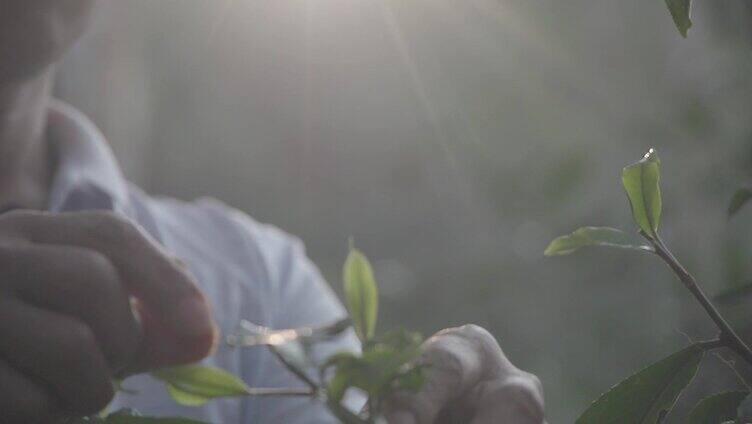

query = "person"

[{"left": 0, "top": 2, "right": 546, "bottom": 423}]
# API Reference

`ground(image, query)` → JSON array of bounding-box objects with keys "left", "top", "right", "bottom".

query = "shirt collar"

[{"left": 46, "top": 100, "right": 131, "bottom": 215}]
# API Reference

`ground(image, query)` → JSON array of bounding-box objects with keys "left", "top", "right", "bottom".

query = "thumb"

[
  {"left": 383, "top": 325, "right": 501, "bottom": 424},
  {"left": 123, "top": 297, "right": 218, "bottom": 374}
]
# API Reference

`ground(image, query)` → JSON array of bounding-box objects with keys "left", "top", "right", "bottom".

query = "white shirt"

[{"left": 45, "top": 101, "right": 360, "bottom": 423}]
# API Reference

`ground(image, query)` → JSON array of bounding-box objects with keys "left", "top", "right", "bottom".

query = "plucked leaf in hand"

[
  {"left": 151, "top": 365, "right": 250, "bottom": 406},
  {"left": 576, "top": 344, "right": 704, "bottom": 423}
]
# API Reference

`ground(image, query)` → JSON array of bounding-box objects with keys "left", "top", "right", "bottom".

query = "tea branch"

[
  {"left": 644, "top": 231, "right": 752, "bottom": 366},
  {"left": 245, "top": 387, "right": 316, "bottom": 396}
]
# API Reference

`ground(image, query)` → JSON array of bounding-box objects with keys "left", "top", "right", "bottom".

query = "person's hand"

[
  {"left": 385, "top": 325, "right": 546, "bottom": 424},
  {"left": 0, "top": 210, "right": 217, "bottom": 422}
]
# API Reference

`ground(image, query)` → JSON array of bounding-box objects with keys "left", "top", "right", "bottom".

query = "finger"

[
  {"left": 0, "top": 359, "right": 56, "bottom": 423},
  {"left": 384, "top": 325, "right": 514, "bottom": 424},
  {"left": 1, "top": 210, "right": 217, "bottom": 365},
  {"left": 0, "top": 298, "right": 114, "bottom": 415},
  {"left": 466, "top": 375, "right": 546, "bottom": 424},
  {"left": 0, "top": 243, "right": 141, "bottom": 374},
  {"left": 125, "top": 298, "right": 213, "bottom": 372}
]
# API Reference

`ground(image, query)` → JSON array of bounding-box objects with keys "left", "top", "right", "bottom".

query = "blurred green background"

[{"left": 56, "top": 0, "right": 752, "bottom": 421}]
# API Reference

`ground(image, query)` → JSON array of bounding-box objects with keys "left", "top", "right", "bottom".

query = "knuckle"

[
  {"left": 454, "top": 324, "right": 508, "bottom": 373},
  {"left": 458, "top": 324, "right": 498, "bottom": 346},
  {"left": 78, "top": 249, "right": 120, "bottom": 296},
  {"left": 56, "top": 322, "right": 99, "bottom": 370},
  {"left": 460, "top": 323, "right": 485, "bottom": 334},
  {"left": 526, "top": 372, "right": 544, "bottom": 394},
  {"left": 0, "top": 209, "right": 34, "bottom": 222},
  {"left": 0, "top": 210, "right": 35, "bottom": 240},
  {"left": 486, "top": 376, "right": 545, "bottom": 420},
  {"left": 427, "top": 323, "right": 503, "bottom": 366},
  {"left": 88, "top": 211, "right": 140, "bottom": 246},
  {"left": 433, "top": 324, "right": 496, "bottom": 346},
  {"left": 423, "top": 340, "right": 467, "bottom": 380}
]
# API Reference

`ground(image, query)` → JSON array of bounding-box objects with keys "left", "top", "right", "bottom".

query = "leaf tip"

[
  {"left": 665, "top": 0, "right": 692, "bottom": 37},
  {"left": 643, "top": 147, "right": 659, "bottom": 163},
  {"left": 544, "top": 239, "right": 570, "bottom": 256}
]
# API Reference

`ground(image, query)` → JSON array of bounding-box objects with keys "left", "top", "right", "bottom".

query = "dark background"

[{"left": 56, "top": 1, "right": 752, "bottom": 421}]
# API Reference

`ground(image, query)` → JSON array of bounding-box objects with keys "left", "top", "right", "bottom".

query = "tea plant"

[
  {"left": 73, "top": 247, "right": 424, "bottom": 423},
  {"left": 545, "top": 149, "right": 752, "bottom": 423}
]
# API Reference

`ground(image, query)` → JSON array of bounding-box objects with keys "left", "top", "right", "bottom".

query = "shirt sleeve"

[{"left": 233, "top": 220, "right": 362, "bottom": 423}]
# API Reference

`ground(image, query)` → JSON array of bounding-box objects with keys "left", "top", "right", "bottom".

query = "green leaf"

[
  {"left": 687, "top": 391, "right": 748, "bottom": 424},
  {"left": 392, "top": 364, "right": 426, "bottom": 392},
  {"left": 576, "top": 344, "right": 704, "bottom": 424},
  {"left": 343, "top": 248, "right": 379, "bottom": 342},
  {"left": 728, "top": 188, "right": 752, "bottom": 219},
  {"left": 621, "top": 148, "right": 662, "bottom": 238},
  {"left": 322, "top": 330, "right": 424, "bottom": 404},
  {"left": 151, "top": 365, "right": 250, "bottom": 406},
  {"left": 665, "top": 0, "right": 692, "bottom": 37},
  {"left": 164, "top": 384, "right": 212, "bottom": 407},
  {"left": 325, "top": 362, "right": 355, "bottom": 403},
  {"left": 544, "top": 227, "right": 652, "bottom": 256}
]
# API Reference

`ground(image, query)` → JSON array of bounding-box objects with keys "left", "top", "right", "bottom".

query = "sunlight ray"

[
  {"left": 431, "top": 0, "right": 683, "bottom": 141},
  {"left": 378, "top": 0, "right": 459, "bottom": 172}
]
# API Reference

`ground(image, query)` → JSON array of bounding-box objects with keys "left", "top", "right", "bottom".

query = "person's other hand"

[
  {"left": 0, "top": 210, "right": 217, "bottom": 422},
  {"left": 385, "top": 325, "right": 546, "bottom": 424}
]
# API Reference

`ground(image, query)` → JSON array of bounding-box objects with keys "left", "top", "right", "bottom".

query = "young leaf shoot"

[
  {"left": 621, "top": 148, "right": 662, "bottom": 239},
  {"left": 343, "top": 247, "right": 379, "bottom": 342}
]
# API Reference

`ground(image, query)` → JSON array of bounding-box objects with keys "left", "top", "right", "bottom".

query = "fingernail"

[{"left": 170, "top": 296, "right": 216, "bottom": 338}]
